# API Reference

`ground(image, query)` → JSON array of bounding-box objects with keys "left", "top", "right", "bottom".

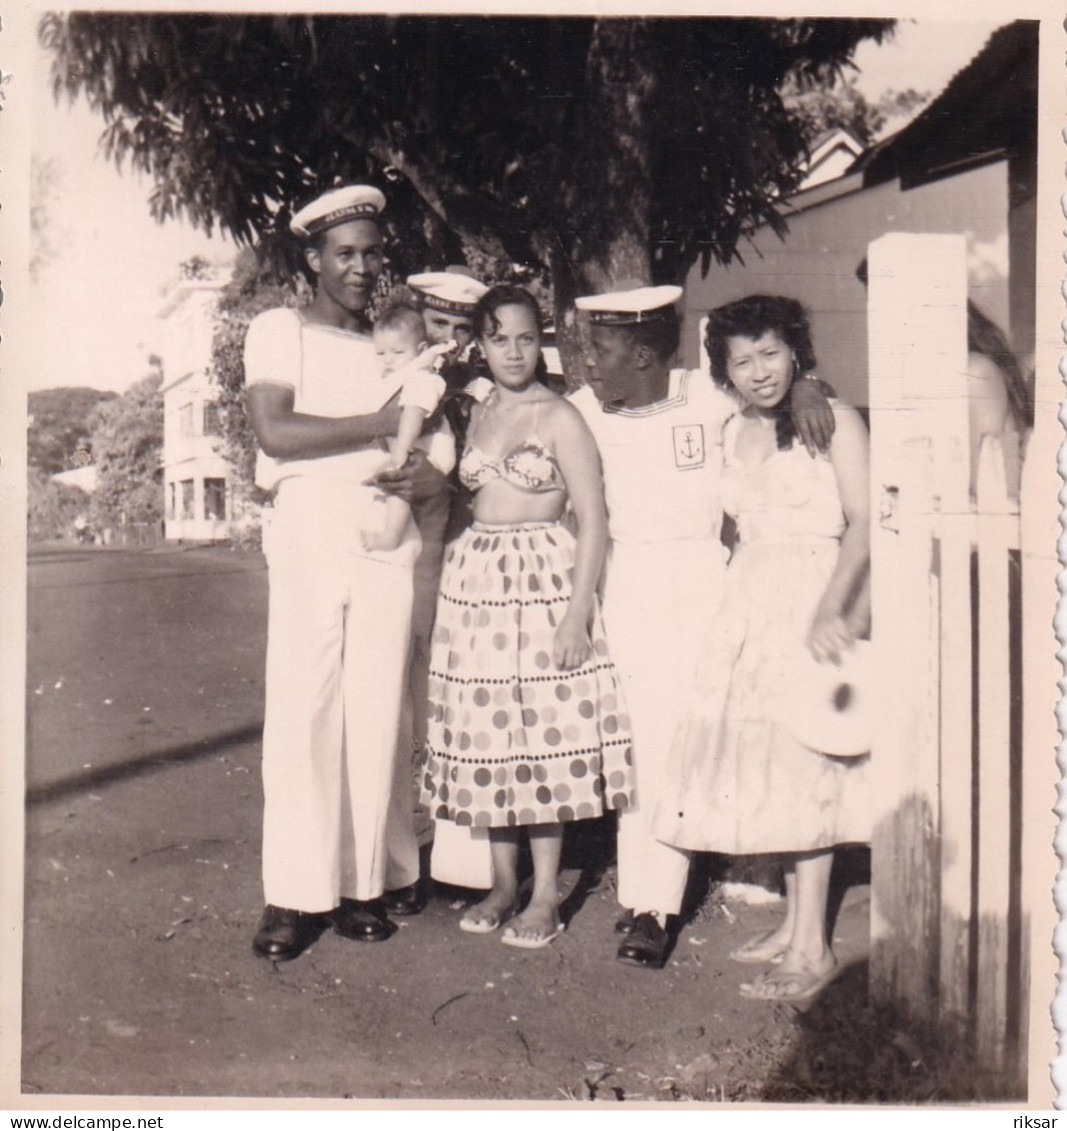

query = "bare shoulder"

[
  {"left": 827, "top": 400, "right": 870, "bottom": 472},
  {"left": 537, "top": 392, "right": 577, "bottom": 426},
  {"left": 542, "top": 394, "right": 594, "bottom": 438},
  {"left": 829, "top": 399, "right": 867, "bottom": 436},
  {"left": 537, "top": 395, "right": 597, "bottom": 467}
]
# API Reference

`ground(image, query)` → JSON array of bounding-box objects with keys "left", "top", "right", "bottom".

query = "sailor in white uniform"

[
  {"left": 572, "top": 285, "right": 833, "bottom": 968},
  {"left": 244, "top": 185, "right": 454, "bottom": 960},
  {"left": 404, "top": 270, "right": 496, "bottom": 890}
]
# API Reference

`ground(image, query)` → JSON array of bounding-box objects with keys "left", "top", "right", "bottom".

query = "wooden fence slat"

[
  {"left": 936, "top": 508, "right": 975, "bottom": 1020},
  {"left": 931, "top": 290, "right": 978, "bottom": 1024},
  {"left": 974, "top": 435, "right": 1017, "bottom": 1070}
]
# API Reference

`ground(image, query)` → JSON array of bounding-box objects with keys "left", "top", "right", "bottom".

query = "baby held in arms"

[{"left": 362, "top": 299, "right": 454, "bottom": 552}]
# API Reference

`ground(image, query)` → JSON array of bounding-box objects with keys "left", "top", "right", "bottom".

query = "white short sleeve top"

[
  {"left": 245, "top": 307, "right": 454, "bottom": 488},
  {"left": 569, "top": 370, "right": 734, "bottom": 545}
]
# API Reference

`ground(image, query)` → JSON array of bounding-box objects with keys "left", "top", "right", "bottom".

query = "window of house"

[
  {"left": 179, "top": 403, "right": 195, "bottom": 437},
  {"left": 203, "top": 402, "right": 221, "bottom": 436},
  {"left": 180, "top": 479, "right": 195, "bottom": 519},
  {"left": 204, "top": 478, "right": 226, "bottom": 521},
  {"left": 167, "top": 483, "right": 176, "bottom": 521}
]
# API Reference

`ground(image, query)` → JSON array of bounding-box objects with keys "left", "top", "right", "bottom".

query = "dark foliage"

[
  {"left": 207, "top": 247, "right": 294, "bottom": 510},
  {"left": 28, "top": 386, "right": 117, "bottom": 476},
  {"left": 27, "top": 469, "right": 91, "bottom": 542},
  {"left": 85, "top": 373, "right": 164, "bottom": 530},
  {"left": 41, "top": 13, "right": 893, "bottom": 302}
]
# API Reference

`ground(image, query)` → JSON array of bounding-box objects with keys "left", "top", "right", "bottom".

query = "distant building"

[
  {"left": 797, "top": 128, "right": 865, "bottom": 191},
  {"left": 156, "top": 276, "right": 233, "bottom": 542}
]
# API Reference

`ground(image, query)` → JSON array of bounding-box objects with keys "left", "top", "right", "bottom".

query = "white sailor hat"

[
  {"left": 407, "top": 271, "right": 489, "bottom": 315},
  {"left": 290, "top": 185, "right": 386, "bottom": 238},
  {"left": 575, "top": 285, "right": 683, "bottom": 325}
]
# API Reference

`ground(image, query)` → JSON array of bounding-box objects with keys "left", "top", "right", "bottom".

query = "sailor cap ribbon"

[
  {"left": 290, "top": 185, "right": 386, "bottom": 238},
  {"left": 575, "top": 285, "right": 683, "bottom": 325},
  {"left": 407, "top": 271, "right": 489, "bottom": 314}
]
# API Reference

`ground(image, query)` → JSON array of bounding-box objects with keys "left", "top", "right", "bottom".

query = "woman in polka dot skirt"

[{"left": 423, "top": 284, "right": 634, "bottom": 948}]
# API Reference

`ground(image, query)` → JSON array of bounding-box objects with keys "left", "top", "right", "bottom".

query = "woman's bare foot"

[
  {"left": 729, "top": 925, "right": 791, "bottom": 964},
  {"left": 739, "top": 949, "right": 837, "bottom": 1002},
  {"left": 459, "top": 889, "right": 518, "bottom": 934},
  {"left": 500, "top": 899, "right": 563, "bottom": 949}
]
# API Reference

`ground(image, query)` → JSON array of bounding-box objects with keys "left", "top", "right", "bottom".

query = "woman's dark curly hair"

[
  {"left": 704, "top": 294, "right": 817, "bottom": 451},
  {"left": 470, "top": 284, "right": 550, "bottom": 384}
]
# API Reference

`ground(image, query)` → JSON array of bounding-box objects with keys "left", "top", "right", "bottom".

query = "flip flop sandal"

[
  {"left": 729, "top": 931, "right": 787, "bottom": 964},
  {"left": 500, "top": 923, "right": 566, "bottom": 949},
  {"left": 739, "top": 962, "right": 838, "bottom": 1003},
  {"left": 458, "top": 905, "right": 517, "bottom": 934}
]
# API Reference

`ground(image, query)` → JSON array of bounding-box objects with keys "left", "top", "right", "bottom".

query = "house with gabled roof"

[
  {"left": 680, "top": 20, "right": 1037, "bottom": 412},
  {"left": 798, "top": 127, "right": 865, "bottom": 191}
]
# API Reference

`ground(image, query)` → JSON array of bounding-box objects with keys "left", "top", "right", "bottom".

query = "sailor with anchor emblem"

[{"left": 570, "top": 285, "right": 834, "bottom": 969}]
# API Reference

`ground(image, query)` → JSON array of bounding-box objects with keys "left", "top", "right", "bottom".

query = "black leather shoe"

[
  {"left": 332, "top": 898, "right": 395, "bottom": 942},
  {"left": 252, "top": 904, "right": 329, "bottom": 961},
  {"left": 615, "top": 912, "right": 670, "bottom": 969},
  {"left": 381, "top": 882, "right": 427, "bottom": 917},
  {"left": 614, "top": 908, "right": 636, "bottom": 935}
]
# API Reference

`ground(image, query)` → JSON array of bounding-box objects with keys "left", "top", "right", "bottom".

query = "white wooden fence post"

[{"left": 867, "top": 233, "right": 969, "bottom": 1018}]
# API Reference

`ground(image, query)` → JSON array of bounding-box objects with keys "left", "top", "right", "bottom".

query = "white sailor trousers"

[
  {"left": 260, "top": 478, "right": 418, "bottom": 911},
  {"left": 601, "top": 538, "right": 726, "bottom": 918}
]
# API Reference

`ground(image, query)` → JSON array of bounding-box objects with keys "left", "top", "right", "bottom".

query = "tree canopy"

[
  {"left": 208, "top": 247, "right": 294, "bottom": 508},
  {"left": 85, "top": 372, "right": 165, "bottom": 530},
  {"left": 781, "top": 73, "right": 930, "bottom": 148},
  {"left": 28, "top": 386, "right": 117, "bottom": 476},
  {"left": 43, "top": 13, "right": 893, "bottom": 311},
  {"left": 27, "top": 470, "right": 91, "bottom": 543}
]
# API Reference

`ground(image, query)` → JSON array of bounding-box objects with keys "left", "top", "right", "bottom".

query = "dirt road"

[{"left": 21, "top": 545, "right": 871, "bottom": 1102}]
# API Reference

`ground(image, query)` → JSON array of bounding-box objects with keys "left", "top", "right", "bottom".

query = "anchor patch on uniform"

[{"left": 672, "top": 424, "right": 706, "bottom": 469}]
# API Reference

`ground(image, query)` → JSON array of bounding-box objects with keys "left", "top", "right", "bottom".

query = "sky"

[{"left": 24, "top": 16, "right": 1004, "bottom": 395}]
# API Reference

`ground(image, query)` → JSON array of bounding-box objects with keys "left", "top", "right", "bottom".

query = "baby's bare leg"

[{"left": 362, "top": 494, "right": 412, "bottom": 552}]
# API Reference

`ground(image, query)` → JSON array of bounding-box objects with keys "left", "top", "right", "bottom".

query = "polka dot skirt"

[{"left": 423, "top": 522, "right": 634, "bottom": 828}]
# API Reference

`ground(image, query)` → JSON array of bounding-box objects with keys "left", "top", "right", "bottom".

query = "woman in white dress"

[{"left": 653, "top": 295, "right": 871, "bottom": 1002}]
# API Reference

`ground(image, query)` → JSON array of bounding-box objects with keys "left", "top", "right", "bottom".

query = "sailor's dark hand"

[
  {"left": 373, "top": 448, "right": 449, "bottom": 504},
  {"left": 790, "top": 378, "right": 836, "bottom": 457}
]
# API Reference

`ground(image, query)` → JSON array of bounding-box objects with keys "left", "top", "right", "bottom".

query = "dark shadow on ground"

[
  {"left": 757, "top": 956, "right": 1024, "bottom": 1103},
  {"left": 28, "top": 564, "right": 265, "bottom": 591},
  {"left": 26, "top": 722, "right": 263, "bottom": 805},
  {"left": 559, "top": 812, "right": 618, "bottom": 923}
]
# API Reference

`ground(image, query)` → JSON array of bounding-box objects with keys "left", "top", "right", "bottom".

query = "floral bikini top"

[{"left": 458, "top": 397, "right": 566, "bottom": 495}]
